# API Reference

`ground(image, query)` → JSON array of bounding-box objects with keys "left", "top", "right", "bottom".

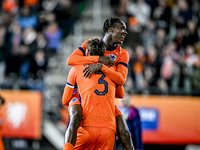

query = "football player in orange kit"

[
  {"left": 63, "top": 38, "right": 125, "bottom": 149},
  {"left": 63, "top": 18, "right": 134, "bottom": 150}
]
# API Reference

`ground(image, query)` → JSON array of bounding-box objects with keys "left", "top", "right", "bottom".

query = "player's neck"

[{"left": 103, "top": 36, "right": 116, "bottom": 50}]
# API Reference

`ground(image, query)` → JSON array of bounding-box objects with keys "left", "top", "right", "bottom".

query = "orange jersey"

[
  {"left": 63, "top": 65, "right": 117, "bottom": 132},
  {"left": 67, "top": 38, "right": 129, "bottom": 86},
  {"left": 64, "top": 77, "right": 124, "bottom": 106},
  {"left": 63, "top": 70, "right": 124, "bottom": 117}
]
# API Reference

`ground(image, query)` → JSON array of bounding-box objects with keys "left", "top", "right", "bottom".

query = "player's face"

[{"left": 112, "top": 21, "right": 127, "bottom": 44}]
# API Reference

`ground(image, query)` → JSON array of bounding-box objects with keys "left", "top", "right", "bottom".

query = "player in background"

[
  {"left": 64, "top": 18, "right": 134, "bottom": 150},
  {"left": 63, "top": 38, "right": 132, "bottom": 150},
  {"left": 116, "top": 91, "right": 144, "bottom": 150}
]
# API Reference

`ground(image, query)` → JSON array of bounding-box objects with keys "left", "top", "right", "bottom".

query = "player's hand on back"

[
  {"left": 98, "top": 56, "right": 114, "bottom": 66},
  {"left": 83, "top": 64, "right": 103, "bottom": 78}
]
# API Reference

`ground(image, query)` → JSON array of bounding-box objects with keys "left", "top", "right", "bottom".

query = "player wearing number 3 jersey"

[{"left": 63, "top": 38, "right": 118, "bottom": 149}]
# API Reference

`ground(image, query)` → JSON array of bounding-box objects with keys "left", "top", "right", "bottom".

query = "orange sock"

[{"left": 63, "top": 143, "right": 73, "bottom": 150}]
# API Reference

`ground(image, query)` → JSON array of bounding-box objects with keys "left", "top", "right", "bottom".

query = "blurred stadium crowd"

[
  {"left": 111, "top": 0, "right": 200, "bottom": 96},
  {"left": 0, "top": 0, "right": 85, "bottom": 90},
  {"left": 0, "top": 0, "right": 200, "bottom": 96}
]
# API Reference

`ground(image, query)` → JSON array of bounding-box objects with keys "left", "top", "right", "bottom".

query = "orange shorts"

[{"left": 74, "top": 126, "right": 115, "bottom": 150}]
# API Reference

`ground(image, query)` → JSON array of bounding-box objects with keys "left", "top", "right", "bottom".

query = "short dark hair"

[
  {"left": 87, "top": 38, "right": 106, "bottom": 56},
  {"left": 103, "top": 18, "right": 122, "bottom": 33}
]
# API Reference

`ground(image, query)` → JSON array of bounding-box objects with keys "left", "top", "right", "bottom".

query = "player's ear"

[{"left": 109, "top": 27, "right": 114, "bottom": 33}]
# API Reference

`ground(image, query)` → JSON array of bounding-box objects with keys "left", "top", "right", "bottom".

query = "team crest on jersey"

[
  {"left": 72, "top": 98, "right": 78, "bottom": 102},
  {"left": 109, "top": 54, "right": 117, "bottom": 61}
]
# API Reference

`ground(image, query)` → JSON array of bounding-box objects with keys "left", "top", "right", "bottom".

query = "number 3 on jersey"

[{"left": 94, "top": 73, "right": 108, "bottom": 95}]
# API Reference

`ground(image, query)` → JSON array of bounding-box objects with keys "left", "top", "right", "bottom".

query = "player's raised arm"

[
  {"left": 83, "top": 51, "right": 129, "bottom": 86},
  {"left": 102, "top": 50, "right": 129, "bottom": 85},
  {"left": 67, "top": 48, "right": 99, "bottom": 66},
  {"left": 101, "top": 62, "right": 128, "bottom": 86},
  {"left": 67, "top": 39, "right": 114, "bottom": 66}
]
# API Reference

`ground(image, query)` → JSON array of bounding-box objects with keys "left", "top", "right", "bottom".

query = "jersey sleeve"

[
  {"left": 68, "top": 89, "right": 81, "bottom": 108},
  {"left": 67, "top": 40, "right": 99, "bottom": 66},
  {"left": 62, "top": 67, "right": 77, "bottom": 106},
  {"left": 101, "top": 51, "right": 129, "bottom": 86},
  {"left": 115, "top": 85, "right": 124, "bottom": 98},
  {"left": 101, "top": 64, "right": 128, "bottom": 86},
  {"left": 115, "top": 105, "right": 123, "bottom": 117},
  {"left": 116, "top": 50, "right": 129, "bottom": 67}
]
